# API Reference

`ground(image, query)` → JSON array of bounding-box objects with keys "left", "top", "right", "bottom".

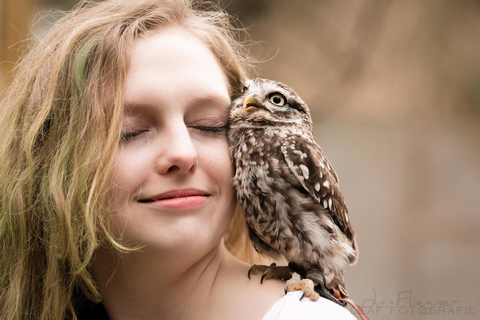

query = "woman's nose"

[{"left": 155, "top": 124, "right": 198, "bottom": 175}]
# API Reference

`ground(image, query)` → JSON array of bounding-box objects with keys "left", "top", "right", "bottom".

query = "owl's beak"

[{"left": 243, "top": 94, "right": 262, "bottom": 112}]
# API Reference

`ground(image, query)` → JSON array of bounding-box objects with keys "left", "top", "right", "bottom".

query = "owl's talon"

[
  {"left": 285, "top": 279, "right": 320, "bottom": 302},
  {"left": 247, "top": 263, "right": 293, "bottom": 284},
  {"left": 261, "top": 271, "right": 268, "bottom": 284},
  {"left": 300, "top": 291, "right": 307, "bottom": 301}
]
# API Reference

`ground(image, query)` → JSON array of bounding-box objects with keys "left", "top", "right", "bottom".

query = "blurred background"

[{"left": 1, "top": 0, "right": 479, "bottom": 319}]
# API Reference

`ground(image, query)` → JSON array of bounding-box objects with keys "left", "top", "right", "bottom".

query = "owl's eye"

[{"left": 268, "top": 93, "right": 286, "bottom": 106}]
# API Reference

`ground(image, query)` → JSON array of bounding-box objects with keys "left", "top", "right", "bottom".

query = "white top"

[{"left": 263, "top": 291, "right": 357, "bottom": 320}]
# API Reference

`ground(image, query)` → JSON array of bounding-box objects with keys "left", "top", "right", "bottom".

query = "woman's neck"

[
  {"left": 92, "top": 242, "right": 286, "bottom": 320},
  {"left": 92, "top": 242, "right": 234, "bottom": 319}
]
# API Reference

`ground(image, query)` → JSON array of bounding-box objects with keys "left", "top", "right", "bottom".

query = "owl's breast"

[
  {"left": 229, "top": 126, "right": 294, "bottom": 163},
  {"left": 229, "top": 127, "right": 304, "bottom": 217},
  {"left": 229, "top": 126, "right": 339, "bottom": 261},
  {"left": 230, "top": 127, "right": 288, "bottom": 179}
]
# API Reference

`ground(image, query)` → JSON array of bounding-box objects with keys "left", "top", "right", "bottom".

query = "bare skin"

[{"left": 92, "top": 243, "right": 285, "bottom": 320}]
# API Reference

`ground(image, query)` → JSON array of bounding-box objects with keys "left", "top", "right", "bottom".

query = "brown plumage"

[{"left": 227, "top": 78, "right": 358, "bottom": 303}]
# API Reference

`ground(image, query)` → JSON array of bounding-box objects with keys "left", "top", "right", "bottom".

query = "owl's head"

[{"left": 229, "top": 78, "right": 312, "bottom": 128}]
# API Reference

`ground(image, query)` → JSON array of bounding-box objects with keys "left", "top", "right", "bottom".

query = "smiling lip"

[{"left": 139, "top": 189, "right": 210, "bottom": 210}]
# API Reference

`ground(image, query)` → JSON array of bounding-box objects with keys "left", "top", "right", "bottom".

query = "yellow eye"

[{"left": 269, "top": 93, "right": 286, "bottom": 106}]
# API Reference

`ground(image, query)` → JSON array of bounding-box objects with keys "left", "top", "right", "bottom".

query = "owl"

[{"left": 227, "top": 78, "right": 358, "bottom": 305}]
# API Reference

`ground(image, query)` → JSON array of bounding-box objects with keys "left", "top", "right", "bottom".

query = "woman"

[{"left": 0, "top": 0, "right": 356, "bottom": 319}]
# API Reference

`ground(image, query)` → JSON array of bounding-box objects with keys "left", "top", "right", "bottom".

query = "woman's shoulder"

[{"left": 262, "top": 291, "right": 357, "bottom": 320}]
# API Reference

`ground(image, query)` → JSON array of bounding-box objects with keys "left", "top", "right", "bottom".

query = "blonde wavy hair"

[{"left": 0, "top": 0, "right": 262, "bottom": 318}]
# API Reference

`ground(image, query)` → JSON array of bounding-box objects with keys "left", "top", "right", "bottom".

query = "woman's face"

[{"left": 111, "top": 27, "right": 236, "bottom": 258}]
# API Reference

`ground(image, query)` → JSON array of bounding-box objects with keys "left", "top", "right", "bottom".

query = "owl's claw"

[
  {"left": 260, "top": 271, "right": 268, "bottom": 284},
  {"left": 248, "top": 263, "right": 293, "bottom": 283},
  {"left": 284, "top": 279, "right": 320, "bottom": 301}
]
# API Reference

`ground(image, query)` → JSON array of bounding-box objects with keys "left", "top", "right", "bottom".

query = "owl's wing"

[{"left": 280, "top": 136, "right": 355, "bottom": 242}]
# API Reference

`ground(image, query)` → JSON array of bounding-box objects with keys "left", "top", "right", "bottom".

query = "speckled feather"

[{"left": 227, "top": 78, "right": 358, "bottom": 290}]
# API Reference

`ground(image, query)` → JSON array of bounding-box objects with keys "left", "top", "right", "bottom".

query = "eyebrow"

[
  {"left": 188, "top": 94, "right": 231, "bottom": 109},
  {"left": 124, "top": 93, "right": 230, "bottom": 113}
]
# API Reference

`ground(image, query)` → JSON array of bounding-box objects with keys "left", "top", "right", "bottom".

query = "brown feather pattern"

[{"left": 227, "top": 78, "right": 358, "bottom": 291}]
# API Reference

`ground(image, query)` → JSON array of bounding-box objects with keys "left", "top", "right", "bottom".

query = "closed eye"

[
  {"left": 191, "top": 126, "right": 226, "bottom": 134},
  {"left": 120, "top": 130, "right": 148, "bottom": 142}
]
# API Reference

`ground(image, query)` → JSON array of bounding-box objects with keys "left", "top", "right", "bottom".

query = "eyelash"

[
  {"left": 193, "top": 126, "right": 226, "bottom": 133},
  {"left": 120, "top": 125, "right": 226, "bottom": 142},
  {"left": 120, "top": 130, "right": 147, "bottom": 142}
]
